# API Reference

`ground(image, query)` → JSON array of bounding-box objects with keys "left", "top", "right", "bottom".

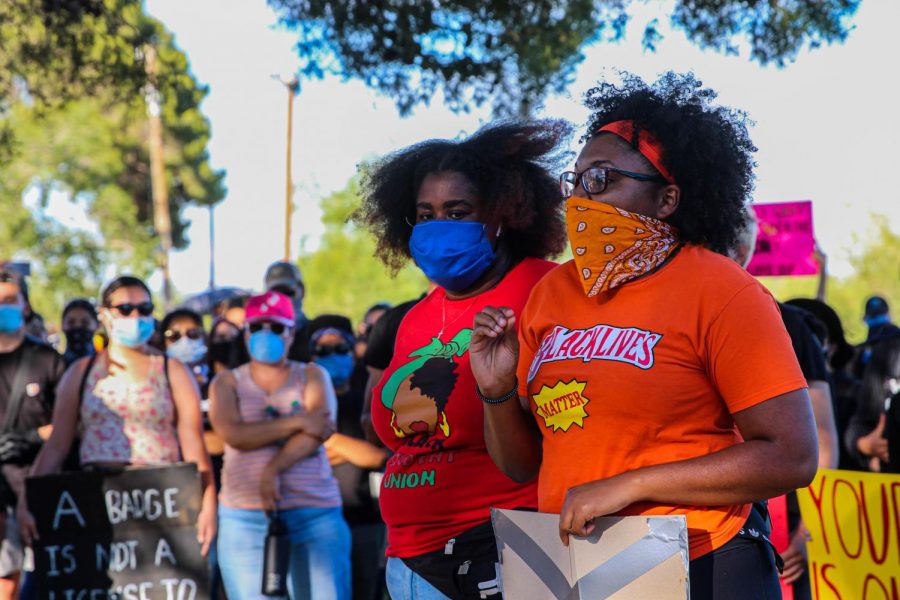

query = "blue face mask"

[
  {"left": 249, "top": 331, "right": 286, "bottom": 364},
  {"left": 864, "top": 314, "right": 891, "bottom": 328},
  {"left": 166, "top": 337, "right": 208, "bottom": 365},
  {"left": 0, "top": 305, "right": 24, "bottom": 334},
  {"left": 408, "top": 221, "right": 497, "bottom": 292},
  {"left": 314, "top": 353, "right": 355, "bottom": 388},
  {"left": 110, "top": 316, "right": 155, "bottom": 348}
]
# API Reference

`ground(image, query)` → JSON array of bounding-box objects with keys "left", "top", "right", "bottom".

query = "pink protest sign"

[{"left": 747, "top": 200, "right": 818, "bottom": 277}]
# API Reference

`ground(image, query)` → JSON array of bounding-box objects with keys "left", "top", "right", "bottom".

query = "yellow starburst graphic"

[{"left": 532, "top": 380, "right": 591, "bottom": 432}]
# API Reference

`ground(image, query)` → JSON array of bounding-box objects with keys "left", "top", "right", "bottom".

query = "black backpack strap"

[
  {"left": 3, "top": 341, "right": 38, "bottom": 433},
  {"left": 78, "top": 353, "right": 98, "bottom": 409}
]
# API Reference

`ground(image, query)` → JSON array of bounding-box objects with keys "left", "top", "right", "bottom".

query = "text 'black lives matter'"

[{"left": 26, "top": 463, "right": 210, "bottom": 600}]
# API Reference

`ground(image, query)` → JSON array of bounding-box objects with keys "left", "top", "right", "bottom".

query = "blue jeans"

[
  {"left": 385, "top": 557, "right": 449, "bottom": 600},
  {"left": 218, "top": 504, "right": 351, "bottom": 600}
]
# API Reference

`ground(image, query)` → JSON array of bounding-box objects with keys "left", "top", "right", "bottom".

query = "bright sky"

[{"left": 114, "top": 1, "right": 899, "bottom": 296}]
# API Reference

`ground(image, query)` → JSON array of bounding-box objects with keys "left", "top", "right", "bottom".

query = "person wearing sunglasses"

[
  {"left": 158, "top": 309, "right": 210, "bottom": 394},
  {"left": 354, "top": 119, "right": 570, "bottom": 599},
  {"left": 209, "top": 292, "right": 350, "bottom": 600},
  {"left": 470, "top": 72, "right": 818, "bottom": 600},
  {"left": 18, "top": 275, "right": 218, "bottom": 558},
  {"left": 307, "top": 314, "right": 390, "bottom": 600}
]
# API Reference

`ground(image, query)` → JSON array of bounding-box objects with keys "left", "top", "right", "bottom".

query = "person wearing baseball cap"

[
  {"left": 264, "top": 261, "right": 311, "bottom": 362},
  {"left": 209, "top": 291, "right": 350, "bottom": 599}
]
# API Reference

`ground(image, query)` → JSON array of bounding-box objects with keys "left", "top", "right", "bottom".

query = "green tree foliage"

[
  {"left": 0, "top": 0, "right": 225, "bottom": 322},
  {"left": 298, "top": 179, "right": 428, "bottom": 323},
  {"left": 269, "top": 0, "right": 860, "bottom": 116},
  {"left": 0, "top": 0, "right": 153, "bottom": 162},
  {"left": 761, "top": 216, "right": 900, "bottom": 344}
]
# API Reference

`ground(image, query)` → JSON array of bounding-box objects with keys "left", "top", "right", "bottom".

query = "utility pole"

[
  {"left": 144, "top": 44, "right": 174, "bottom": 310},
  {"left": 274, "top": 74, "right": 300, "bottom": 261}
]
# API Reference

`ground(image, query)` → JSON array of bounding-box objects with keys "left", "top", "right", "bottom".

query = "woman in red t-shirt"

[
  {"left": 355, "top": 120, "right": 570, "bottom": 599},
  {"left": 470, "top": 72, "right": 819, "bottom": 599}
]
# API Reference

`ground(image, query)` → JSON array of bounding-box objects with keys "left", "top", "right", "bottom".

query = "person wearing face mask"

[
  {"left": 159, "top": 309, "right": 210, "bottom": 395},
  {"left": 307, "top": 315, "right": 390, "bottom": 600},
  {"left": 470, "top": 73, "right": 819, "bottom": 600},
  {"left": 154, "top": 307, "right": 227, "bottom": 598},
  {"left": 17, "top": 276, "right": 218, "bottom": 563},
  {"left": 0, "top": 265, "right": 65, "bottom": 599},
  {"left": 60, "top": 299, "right": 99, "bottom": 367},
  {"left": 354, "top": 120, "right": 570, "bottom": 599},
  {"left": 210, "top": 319, "right": 250, "bottom": 378},
  {"left": 209, "top": 292, "right": 350, "bottom": 600}
]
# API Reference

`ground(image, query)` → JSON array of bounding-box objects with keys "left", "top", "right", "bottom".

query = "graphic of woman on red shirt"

[{"left": 355, "top": 119, "right": 571, "bottom": 599}]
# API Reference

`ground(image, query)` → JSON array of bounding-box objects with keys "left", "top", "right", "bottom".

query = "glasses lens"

[
  {"left": 113, "top": 303, "right": 135, "bottom": 316},
  {"left": 137, "top": 303, "right": 154, "bottom": 316},
  {"left": 248, "top": 323, "right": 263, "bottom": 334},
  {"left": 582, "top": 167, "right": 608, "bottom": 194},
  {"left": 314, "top": 343, "right": 351, "bottom": 357},
  {"left": 270, "top": 323, "right": 286, "bottom": 335},
  {"left": 164, "top": 330, "right": 182, "bottom": 342},
  {"left": 187, "top": 329, "right": 204, "bottom": 340}
]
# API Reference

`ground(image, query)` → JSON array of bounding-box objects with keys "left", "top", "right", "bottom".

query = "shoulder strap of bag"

[
  {"left": 78, "top": 352, "right": 99, "bottom": 410},
  {"left": 3, "top": 341, "right": 38, "bottom": 433}
]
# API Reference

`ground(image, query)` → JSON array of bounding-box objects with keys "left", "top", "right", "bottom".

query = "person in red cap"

[
  {"left": 209, "top": 291, "right": 350, "bottom": 599},
  {"left": 470, "top": 72, "right": 818, "bottom": 599}
]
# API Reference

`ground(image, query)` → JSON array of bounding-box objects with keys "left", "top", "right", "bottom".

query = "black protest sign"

[{"left": 26, "top": 463, "right": 209, "bottom": 600}]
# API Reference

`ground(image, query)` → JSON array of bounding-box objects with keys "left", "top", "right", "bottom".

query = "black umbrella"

[{"left": 179, "top": 287, "right": 250, "bottom": 315}]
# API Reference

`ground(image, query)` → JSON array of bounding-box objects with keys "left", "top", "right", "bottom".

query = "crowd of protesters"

[{"left": 0, "top": 70, "right": 897, "bottom": 600}]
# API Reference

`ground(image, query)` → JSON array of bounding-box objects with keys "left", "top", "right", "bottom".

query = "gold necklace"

[{"left": 437, "top": 293, "right": 480, "bottom": 339}]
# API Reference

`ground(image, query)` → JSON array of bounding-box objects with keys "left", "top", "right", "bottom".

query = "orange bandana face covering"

[{"left": 566, "top": 196, "right": 679, "bottom": 297}]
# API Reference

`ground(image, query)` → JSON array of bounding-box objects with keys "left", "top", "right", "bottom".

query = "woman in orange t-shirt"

[{"left": 470, "top": 72, "right": 818, "bottom": 599}]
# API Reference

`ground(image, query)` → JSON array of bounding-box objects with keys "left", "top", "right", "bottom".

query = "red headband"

[{"left": 595, "top": 120, "right": 675, "bottom": 184}]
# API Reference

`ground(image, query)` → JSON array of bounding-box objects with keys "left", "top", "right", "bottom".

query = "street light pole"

[
  {"left": 145, "top": 44, "right": 174, "bottom": 311},
  {"left": 274, "top": 75, "right": 300, "bottom": 262}
]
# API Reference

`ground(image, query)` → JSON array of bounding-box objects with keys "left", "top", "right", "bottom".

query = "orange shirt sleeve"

[{"left": 705, "top": 282, "right": 808, "bottom": 414}]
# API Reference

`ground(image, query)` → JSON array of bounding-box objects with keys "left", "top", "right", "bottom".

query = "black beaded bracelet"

[{"left": 476, "top": 378, "right": 519, "bottom": 405}]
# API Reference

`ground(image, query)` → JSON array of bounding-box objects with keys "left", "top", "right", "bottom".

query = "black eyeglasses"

[
  {"left": 560, "top": 166, "right": 667, "bottom": 198},
  {"left": 312, "top": 343, "right": 352, "bottom": 357},
  {"left": 164, "top": 328, "right": 204, "bottom": 342},
  {"left": 109, "top": 302, "right": 155, "bottom": 317},
  {"left": 248, "top": 322, "right": 288, "bottom": 335}
]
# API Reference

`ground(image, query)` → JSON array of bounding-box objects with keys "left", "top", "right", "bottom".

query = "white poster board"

[{"left": 492, "top": 509, "right": 689, "bottom": 599}]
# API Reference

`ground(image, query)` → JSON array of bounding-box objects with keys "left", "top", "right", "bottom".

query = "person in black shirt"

[
  {"left": 360, "top": 295, "right": 427, "bottom": 445},
  {"left": 60, "top": 298, "right": 98, "bottom": 367},
  {"left": 785, "top": 298, "right": 861, "bottom": 471},
  {"left": 309, "top": 315, "right": 389, "bottom": 600},
  {"left": 0, "top": 266, "right": 66, "bottom": 598}
]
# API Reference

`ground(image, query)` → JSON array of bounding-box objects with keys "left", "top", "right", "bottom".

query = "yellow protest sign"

[{"left": 797, "top": 469, "right": 900, "bottom": 599}]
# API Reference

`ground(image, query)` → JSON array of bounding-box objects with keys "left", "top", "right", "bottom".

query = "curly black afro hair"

[
  {"left": 355, "top": 119, "right": 572, "bottom": 273},
  {"left": 583, "top": 71, "right": 756, "bottom": 254}
]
